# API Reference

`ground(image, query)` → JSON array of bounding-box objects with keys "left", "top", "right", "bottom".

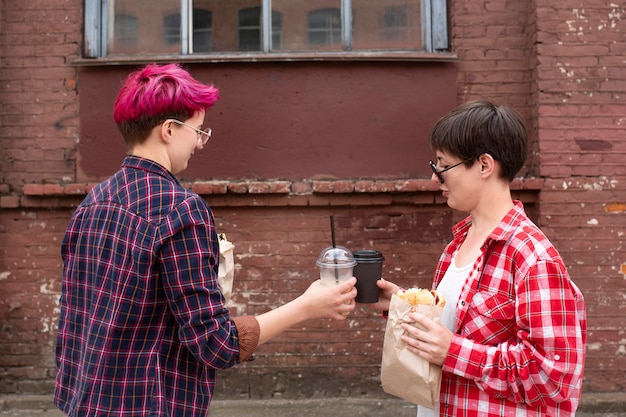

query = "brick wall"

[
  {"left": 450, "top": 0, "right": 626, "bottom": 393},
  {"left": 451, "top": 0, "right": 539, "bottom": 176},
  {"left": 0, "top": 209, "right": 67, "bottom": 394},
  {"left": 0, "top": 0, "right": 83, "bottom": 394},
  {"left": 1, "top": 0, "right": 626, "bottom": 401},
  {"left": 534, "top": 1, "right": 626, "bottom": 393},
  {"left": 212, "top": 202, "right": 451, "bottom": 398},
  {"left": 0, "top": 182, "right": 539, "bottom": 397},
  {"left": 0, "top": 0, "right": 80, "bottom": 192}
]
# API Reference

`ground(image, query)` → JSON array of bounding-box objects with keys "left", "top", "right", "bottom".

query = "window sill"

[
  {"left": 10, "top": 178, "right": 542, "bottom": 209},
  {"left": 72, "top": 51, "right": 458, "bottom": 66}
]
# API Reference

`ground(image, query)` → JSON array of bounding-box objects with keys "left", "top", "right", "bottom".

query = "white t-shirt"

[{"left": 417, "top": 254, "right": 471, "bottom": 417}]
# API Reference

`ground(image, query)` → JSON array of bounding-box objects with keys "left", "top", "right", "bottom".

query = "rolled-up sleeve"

[{"left": 232, "top": 315, "right": 260, "bottom": 362}]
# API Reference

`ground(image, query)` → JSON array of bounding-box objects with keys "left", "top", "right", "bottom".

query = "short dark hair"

[{"left": 428, "top": 100, "right": 528, "bottom": 181}]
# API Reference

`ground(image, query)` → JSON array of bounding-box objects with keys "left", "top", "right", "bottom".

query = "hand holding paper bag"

[{"left": 380, "top": 292, "right": 445, "bottom": 409}]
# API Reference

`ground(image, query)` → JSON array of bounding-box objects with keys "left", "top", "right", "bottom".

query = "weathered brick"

[
  {"left": 227, "top": 182, "right": 249, "bottom": 194},
  {"left": 191, "top": 181, "right": 228, "bottom": 195}
]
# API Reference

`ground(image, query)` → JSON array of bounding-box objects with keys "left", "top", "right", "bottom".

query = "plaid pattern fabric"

[
  {"left": 55, "top": 156, "right": 240, "bottom": 417},
  {"left": 435, "top": 201, "right": 586, "bottom": 416}
]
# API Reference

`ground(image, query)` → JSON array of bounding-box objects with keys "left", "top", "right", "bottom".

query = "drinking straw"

[
  {"left": 330, "top": 215, "right": 336, "bottom": 248},
  {"left": 330, "top": 215, "right": 339, "bottom": 284}
]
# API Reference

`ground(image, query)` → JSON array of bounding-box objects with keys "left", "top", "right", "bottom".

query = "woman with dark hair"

[{"left": 373, "top": 100, "right": 586, "bottom": 417}]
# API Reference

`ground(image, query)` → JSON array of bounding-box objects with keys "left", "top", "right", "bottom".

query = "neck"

[
  {"left": 129, "top": 144, "right": 171, "bottom": 172},
  {"left": 470, "top": 183, "right": 514, "bottom": 233}
]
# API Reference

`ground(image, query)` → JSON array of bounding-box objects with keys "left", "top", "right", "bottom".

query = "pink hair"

[{"left": 113, "top": 63, "right": 220, "bottom": 124}]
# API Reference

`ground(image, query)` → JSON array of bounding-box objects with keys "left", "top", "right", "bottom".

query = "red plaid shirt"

[{"left": 435, "top": 201, "right": 586, "bottom": 416}]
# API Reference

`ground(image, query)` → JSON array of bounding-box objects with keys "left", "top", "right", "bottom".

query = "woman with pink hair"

[{"left": 54, "top": 63, "right": 357, "bottom": 417}]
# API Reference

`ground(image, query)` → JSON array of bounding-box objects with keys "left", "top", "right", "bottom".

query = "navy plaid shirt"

[{"left": 55, "top": 156, "right": 241, "bottom": 417}]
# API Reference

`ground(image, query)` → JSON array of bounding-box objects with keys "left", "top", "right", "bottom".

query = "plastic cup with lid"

[{"left": 316, "top": 246, "right": 357, "bottom": 286}]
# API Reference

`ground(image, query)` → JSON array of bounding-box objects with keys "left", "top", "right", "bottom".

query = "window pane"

[
  {"left": 108, "top": 0, "right": 180, "bottom": 55},
  {"left": 308, "top": 8, "right": 342, "bottom": 49},
  {"left": 351, "top": 0, "right": 424, "bottom": 51},
  {"left": 193, "top": 0, "right": 259, "bottom": 52},
  {"left": 271, "top": 0, "right": 342, "bottom": 52},
  {"left": 271, "top": 11, "right": 283, "bottom": 50},
  {"left": 193, "top": 9, "right": 213, "bottom": 52},
  {"left": 238, "top": 7, "right": 261, "bottom": 51},
  {"left": 114, "top": 14, "right": 138, "bottom": 50},
  {"left": 236, "top": 7, "right": 283, "bottom": 51},
  {"left": 163, "top": 13, "right": 180, "bottom": 48},
  {"left": 164, "top": 8, "right": 211, "bottom": 52}
]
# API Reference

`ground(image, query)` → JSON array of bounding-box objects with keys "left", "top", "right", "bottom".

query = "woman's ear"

[
  {"left": 477, "top": 153, "right": 496, "bottom": 178},
  {"left": 160, "top": 120, "right": 173, "bottom": 143}
]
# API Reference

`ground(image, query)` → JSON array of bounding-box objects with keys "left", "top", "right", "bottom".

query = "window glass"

[
  {"left": 271, "top": 11, "right": 284, "bottom": 50},
  {"left": 86, "top": 0, "right": 445, "bottom": 58},
  {"left": 163, "top": 9, "right": 212, "bottom": 52},
  {"left": 271, "top": 0, "right": 341, "bottom": 52},
  {"left": 193, "top": 9, "right": 213, "bottom": 52},
  {"left": 113, "top": 14, "right": 138, "bottom": 51},
  {"left": 238, "top": 7, "right": 262, "bottom": 51},
  {"left": 163, "top": 13, "right": 180, "bottom": 48},
  {"left": 307, "top": 8, "right": 342, "bottom": 50},
  {"left": 238, "top": 7, "right": 283, "bottom": 51},
  {"left": 108, "top": 0, "right": 180, "bottom": 55},
  {"left": 351, "top": 0, "right": 423, "bottom": 50}
]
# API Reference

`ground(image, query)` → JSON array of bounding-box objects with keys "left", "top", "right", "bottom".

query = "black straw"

[
  {"left": 330, "top": 215, "right": 339, "bottom": 283},
  {"left": 330, "top": 215, "right": 336, "bottom": 248}
]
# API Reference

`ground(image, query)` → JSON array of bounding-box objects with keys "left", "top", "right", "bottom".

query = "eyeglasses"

[
  {"left": 168, "top": 119, "right": 212, "bottom": 145},
  {"left": 429, "top": 158, "right": 473, "bottom": 184}
]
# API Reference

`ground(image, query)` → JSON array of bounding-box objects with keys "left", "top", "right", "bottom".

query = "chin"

[{"left": 446, "top": 198, "right": 461, "bottom": 211}]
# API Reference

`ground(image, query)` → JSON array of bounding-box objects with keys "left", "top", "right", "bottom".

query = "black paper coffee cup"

[{"left": 352, "top": 249, "right": 385, "bottom": 303}]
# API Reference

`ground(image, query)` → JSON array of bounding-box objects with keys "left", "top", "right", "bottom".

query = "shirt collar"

[{"left": 121, "top": 155, "right": 179, "bottom": 184}]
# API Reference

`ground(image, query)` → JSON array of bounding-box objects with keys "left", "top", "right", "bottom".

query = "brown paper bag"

[
  {"left": 217, "top": 233, "right": 235, "bottom": 306},
  {"left": 380, "top": 294, "right": 443, "bottom": 409}
]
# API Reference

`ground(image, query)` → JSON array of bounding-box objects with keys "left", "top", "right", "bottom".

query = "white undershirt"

[{"left": 416, "top": 253, "right": 472, "bottom": 417}]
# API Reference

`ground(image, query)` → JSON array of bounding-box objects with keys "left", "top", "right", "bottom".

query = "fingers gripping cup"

[
  {"left": 316, "top": 246, "right": 357, "bottom": 286},
  {"left": 352, "top": 249, "right": 385, "bottom": 303}
]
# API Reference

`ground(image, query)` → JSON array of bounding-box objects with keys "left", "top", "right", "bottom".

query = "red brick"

[
  {"left": 190, "top": 181, "right": 228, "bottom": 195},
  {"left": 227, "top": 182, "right": 249, "bottom": 194},
  {"left": 311, "top": 181, "right": 334, "bottom": 193},
  {"left": 291, "top": 181, "right": 312, "bottom": 194},
  {"left": 332, "top": 181, "right": 355, "bottom": 193},
  {"left": 268, "top": 181, "right": 291, "bottom": 194},
  {"left": 248, "top": 181, "right": 270, "bottom": 194}
]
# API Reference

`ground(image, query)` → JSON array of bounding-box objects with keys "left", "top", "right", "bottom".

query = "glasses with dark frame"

[
  {"left": 168, "top": 119, "right": 212, "bottom": 145},
  {"left": 429, "top": 158, "right": 474, "bottom": 184}
]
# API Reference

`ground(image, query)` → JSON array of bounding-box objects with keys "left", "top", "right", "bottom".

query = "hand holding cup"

[
  {"left": 299, "top": 278, "right": 357, "bottom": 320},
  {"left": 316, "top": 246, "right": 357, "bottom": 315}
]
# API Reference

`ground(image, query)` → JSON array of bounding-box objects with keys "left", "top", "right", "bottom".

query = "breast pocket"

[{"left": 461, "top": 292, "right": 517, "bottom": 344}]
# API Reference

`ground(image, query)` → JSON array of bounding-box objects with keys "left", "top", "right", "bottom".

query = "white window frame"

[{"left": 84, "top": 0, "right": 448, "bottom": 59}]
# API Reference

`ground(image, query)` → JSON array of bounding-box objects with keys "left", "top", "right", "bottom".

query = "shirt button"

[
  {"left": 460, "top": 300, "right": 466, "bottom": 306},
  {"left": 554, "top": 354, "right": 561, "bottom": 361}
]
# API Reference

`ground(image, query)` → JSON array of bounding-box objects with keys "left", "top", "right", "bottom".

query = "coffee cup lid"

[{"left": 352, "top": 249, "right": 385, "bottom": 262}]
